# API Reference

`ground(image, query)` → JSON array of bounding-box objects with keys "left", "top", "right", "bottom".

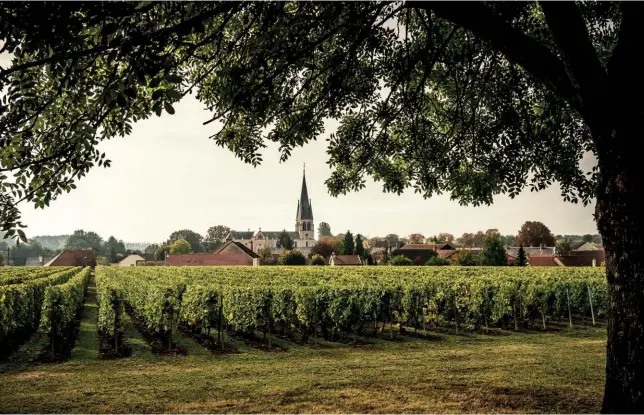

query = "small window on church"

[{"left": 306, "top": 241, "right": 308, "bottom": 247}]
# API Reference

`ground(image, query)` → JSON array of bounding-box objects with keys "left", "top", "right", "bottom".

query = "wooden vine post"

[
  {"left": 218, "top": 292, "right": 224, "bottom": 352},
  {"left": 587, "top": 283, "right": 596, "bottom": 326},
  {"left": 566, "top": 287, "right": 573, "bottom": 328},
  {"left": 114, "top": 298, "right": 120, "bottom": 355}
]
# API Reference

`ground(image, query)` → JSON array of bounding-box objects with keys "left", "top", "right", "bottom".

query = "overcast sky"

[{"left": 14, "top": 94, "right": 598, "bottom": 243}]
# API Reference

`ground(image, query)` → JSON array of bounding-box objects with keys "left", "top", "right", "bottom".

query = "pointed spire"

[{"left": 296, "top": 164, "right": 313, "bottom": 221}]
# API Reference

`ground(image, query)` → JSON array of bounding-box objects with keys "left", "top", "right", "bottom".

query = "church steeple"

[{"left": 296, "top": 164, "right": 314, "bottom": 239}]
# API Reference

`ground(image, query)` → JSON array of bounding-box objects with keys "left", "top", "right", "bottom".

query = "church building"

[{"left": 225, "top": 167, "right": 316, "bottom": 255}]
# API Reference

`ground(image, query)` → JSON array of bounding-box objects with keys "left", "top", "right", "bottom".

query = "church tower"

[{"left": 295, "top": 164, "right": 314, "bottom": 240}]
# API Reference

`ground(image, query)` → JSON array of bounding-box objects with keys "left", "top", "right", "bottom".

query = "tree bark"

[{"left": 596, "top": 124, "right": 644, "bottom": 413}]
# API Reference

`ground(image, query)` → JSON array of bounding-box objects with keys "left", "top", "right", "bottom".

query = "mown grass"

[{"left": 0, "top": 323, "right": 606, "bottom": 413}]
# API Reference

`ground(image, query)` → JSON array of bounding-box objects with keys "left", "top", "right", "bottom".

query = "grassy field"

[{"left": 0, "top": 323, "right": 606, "bottom": 413}]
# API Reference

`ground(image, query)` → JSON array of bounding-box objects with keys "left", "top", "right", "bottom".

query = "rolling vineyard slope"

[{"left": 97, "top": 266, "right": 607, "bottom": 349}]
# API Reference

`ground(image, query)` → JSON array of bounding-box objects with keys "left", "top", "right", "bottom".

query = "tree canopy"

[
  {"left": 64, "top": 230, "right": 104, "bottom": 254},
  {"left": 516, "top": 221, "right": 556, "bottom": 247},
  {"left": 204, "top": 224, "right": 230, "bottom": 251},
  {"left": 167, "top": 229, "right": 204, "bottom": 253},
  {"left": 317, "top": 222, "right": 332, "bottom": 238},
  {"left": 1, "top": 2, "right": 643, "bottom": 410},
  {"left": 276, "top": 229, "right": 294, "bottom": 251}
]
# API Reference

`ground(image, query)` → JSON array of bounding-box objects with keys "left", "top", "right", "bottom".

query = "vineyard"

[
  {"left": 0, "top": 266, "right": 89, "bottom": 359},
  {"left": 93, "top": 266, "right": 607, "bottom": 354},
  {"left": 0, "top": 265, "right": 608, "bottom": 412}
]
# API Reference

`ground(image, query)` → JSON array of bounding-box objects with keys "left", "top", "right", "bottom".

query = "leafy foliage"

[
  {"left": 257, "top": 244, "right": 274, "bottom": 265},
  {"left": 278, "top": 249, "right": 306, "bottom": 266},
  {"left": 516, "top": 221, "right": 556, "bottom": 247},
  {"left": 276, "top": 230, "right": 294, "bottom": 251},
  {"left": 310, "top": 238, "right": 334, "bottom": 259},
  {"left": 390, "top": 255, "right": 412, "bottom": 266},
  {"left": 456, "top": 249, "right": 481, "bottom": 266},
  {"left": 167, "top": 230, "right": 204, "bottom": 253},
  {"left": 169, "top": 238, "right": 192, "bottom": 254},
  {"left": 354, "top": 234, "right": 365, "bottom": 257},
  {"left": 39, "top": 268, "right": 90, "bottom": 341},
  {"left": 409, "top": 233, "right": 425, "bottom": 244},
  {"left": 310, "top": 254, "right": 326, "bottom": 265},
  {"left": 517, "top": 245, "right": 527, "bottom": 266},
  {"left": 65, "top": 230, "right": 104, "bottom": 254},
  {"left": 481, "top": 234, "right": 507, "bottom": 266},
  {"left": 343, "top": 231, "right": 355, "bottom": 256},
  {"left": 204, "top": 225, "right": 230, "bottom": 252},
  {"left": 317, "top": 222, "right": 332, "bottom": 239},
  {"left": 0, "top": 267, "right": 81, "bottom": 348},
  {"left": 426, "top": 256, "right": 450, "bottom": 266}
]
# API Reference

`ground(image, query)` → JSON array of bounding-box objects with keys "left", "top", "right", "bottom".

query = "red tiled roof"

[
  {"left": 528, "top": 255, "right": 562, "bottom": 267},
  {"left": 45, "top": 249, "right": 96, "bottom": 267},
  {"left": 166, "top": 253, "right": 250, "bottom": 266},
  {"left": 437, "top": 249, "right": 456, "bottom": 259},
  {"left": 331, "top": 255, "right": 363, "bottom": 265},
  {"left": 401, "top": 243, "right": 456, "bottom": 251},
  {"left": 559, "top": 250, "right": 605, "bottom": 266}
]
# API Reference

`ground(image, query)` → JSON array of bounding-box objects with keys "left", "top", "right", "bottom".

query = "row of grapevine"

[
  {"left": 0, "top": 267, "right": 83, "bottom": 348},
  {"left": 0, "top": 267, "right": 74, "bottom": 285},
  {"left": 38, "top": 268, "right": 90, "bottom": 353},
  {"left": 97, "top": 266, "right": 607, "bottom": 348}
]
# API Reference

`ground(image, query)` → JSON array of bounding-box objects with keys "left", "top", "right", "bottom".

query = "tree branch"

[
  {"left": 607, "top": 2, "right": 644, "bottom": 100},
  {"left": 538, "top": 2, "right": 609, "bottom": 109},
  {"left": 408, "top": 1, "right": 581, "bottom": 112}
]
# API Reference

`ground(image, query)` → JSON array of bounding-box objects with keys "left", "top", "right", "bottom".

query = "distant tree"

[
  {"left": 457, "top": 250, "right": 481, "bottom": 266},
  {"left": 502, "top": 235, "right": 517, "bottom": 246},
  {"left": 582, "top": 234, "right": 594, "bottom": 243},
  {"left": 310, "top": 254, "right": 326, "bottom": 265},
  {"left": 556, "top": 240, "right": 572, "bottom": 255},
  {"left": 343, "top": 231, "right": 354, "bottom": 255},
  {"left": 144, "top": 244, "right": 158, "bottom": 255},
  {"left": 516, "top": 221, "right": 556, "bottom": 247},
  {"left": 390, "top": 255, "right": 412, "bottom": 266},
  {"left": 354, "top": 234, "right": 365, "bottom": 257},
  {"left": 473, "top": 231, "right": 486, "bottom": 247},
  {"left": 517, "top": 245, "right": 527, "bottom": 267},
  {"left": 0, "top": 240, "right": 8, "bottom": 253},
  {"left": 384, "top": 234, "right": 399, "bottom": 247},
  {"left": 104, "top": 236, "right": 126, "bottom": 263},
  {"left": 310, "top": 239, "right": 334, "bottom": 259},
  {"left": 592, "top": 234, "right": 603, "bottom": 245},
  {"left": 317, "top": 222, "right": 332, "bottom": 239},
  {"left": 426, "top": 256, "right": 450, "bottom": 266},
  {"left": 276, "top": 230, "right": 295, "bottom": 251},
  {"left": 167, "top": 230, "right": 204, "bottom": 253},
  {"left": 204, "top": 225, "right": 231, "bottom": 252},
  {"left": 278, "top": 249, "right": 306, "bottom": 266},
  {"left": 258, "top": 245, "right": 274, "bottom": 265},
  {"left": 169, "top": 239, "right": 192, "bottom": 254},
  {"left": 155, "top": 244, "right": 170, "bottom": 260},
  {"left": 65, "top": 230, "right": 104, "bottom": 254},
  {"left": 409, "top": 233, "right": 425, "bottom": 244},
  {"left": 481, "top": 234, "right": 507, "bottom": 266},
  {"left": 437, "top": 233, "right": 455, "bottom": 243},
  {"left": 458, "top": 233, "right": 475, "bottom": 247},
  {"left": 485, "top": 228, "right": 501, "bottom": 237}
]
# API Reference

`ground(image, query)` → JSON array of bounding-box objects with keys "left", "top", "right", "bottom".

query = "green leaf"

[
  {"left": 164, "top": 102, "right": 175, "bottom": 115},
  {"left": 17, "top": 229, "right": 27, "bottom": 243}
]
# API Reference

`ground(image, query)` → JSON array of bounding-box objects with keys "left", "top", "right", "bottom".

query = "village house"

[{"left": 166, "top": 241, "right": 260, "bottom": 266}]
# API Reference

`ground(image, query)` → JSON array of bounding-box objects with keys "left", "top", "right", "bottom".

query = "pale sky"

[{"left": 16, "top": 95, "right": 599, "bottom": 243}]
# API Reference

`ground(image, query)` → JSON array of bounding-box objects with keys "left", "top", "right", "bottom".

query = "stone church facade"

[{"left": 225, "top": 168, "right": 316, "bottom": 255}]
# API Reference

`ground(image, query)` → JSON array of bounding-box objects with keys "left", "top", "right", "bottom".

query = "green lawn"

[{"left": 0, "top": 324, "right": 606, "bottom": 413}]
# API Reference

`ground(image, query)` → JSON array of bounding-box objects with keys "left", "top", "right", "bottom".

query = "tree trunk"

[{"left": 596, "top": 139, "right": 644, "bottom": 413}]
